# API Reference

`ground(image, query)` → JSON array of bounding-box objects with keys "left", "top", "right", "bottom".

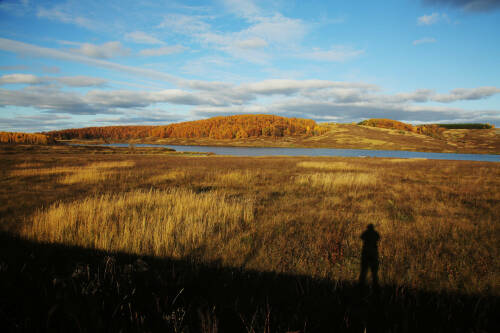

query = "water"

[{"left": 101, "top": 143, "right": 500, "bottom": 162}]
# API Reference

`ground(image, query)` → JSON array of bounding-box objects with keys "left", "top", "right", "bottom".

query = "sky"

[{"left": 0, "top": 0, "right": 499, "bottom": 132}]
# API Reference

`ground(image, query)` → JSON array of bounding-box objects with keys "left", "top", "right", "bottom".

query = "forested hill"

[
  {"left": 46, "top": 115, "right": 328, "bottom": 140},
  {"left": 0, "top": 132, "right": 56, "bottom": 145}
]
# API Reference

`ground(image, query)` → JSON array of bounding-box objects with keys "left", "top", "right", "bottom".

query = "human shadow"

[
  {"left": 1, "top": 231, "right": 498, "bottom": 332},
  {"left": 359, "top": 224, "right": 380, "bottom": 289}
]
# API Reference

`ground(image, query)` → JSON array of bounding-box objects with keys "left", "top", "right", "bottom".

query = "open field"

[
  {"left": 1, "top": 144, "right": 499, "bottom": 331},
  {"left": 65, "top": 123, "right": 500, "bottom": 155}
]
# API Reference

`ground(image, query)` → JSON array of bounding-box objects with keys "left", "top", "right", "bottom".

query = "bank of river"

[{"left": 100, "top": 144, "right": 499, "bottom": 162}]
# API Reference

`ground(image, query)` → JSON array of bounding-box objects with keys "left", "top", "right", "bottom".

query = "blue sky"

[{"left": 0, "top": 0, "right": 499, "bottom": 132}]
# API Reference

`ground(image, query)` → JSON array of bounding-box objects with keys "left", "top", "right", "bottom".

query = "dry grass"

[
  {"left": 215, "top": 170, "right": 257, "bottom": 186},
  {"left": 10, "top": 166, "right": 81, "bottom": 177},
  {"left": 386, "top": 158, "right": 427, "bottom": 163},
  {"left": 22, "top": 188, "right": 254, "bottom": 259},
  {"left": 1, "top": 145, "right": 499, "bottom": 296},
  {"left": 297, "top": 161, "right": 364, "bottom": 171},
  {"left": 87, "top": 161, "right": 136, "bottom": 169},
  {"left": 10, "top": 160, "right": 135, "bottom": 179},
  {"left": 148, "top": 170, "right": 187, "bottom": 184},
  {"left": 296, "top": 172, "right": 378, "bottom": 191},
  {"left": 15, "top": 162, "right": 44, "bottom": 168},
  {"left": 60, "top": 170, "right": 115, "bottom": 184}
]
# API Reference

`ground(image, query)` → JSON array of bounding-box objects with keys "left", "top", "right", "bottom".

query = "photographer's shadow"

[{"left": 359, "top": 224, "right": 380, "bottom": 289}]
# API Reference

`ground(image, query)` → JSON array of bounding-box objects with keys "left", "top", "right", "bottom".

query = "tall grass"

[
  {"left": 215, "top": 170, "right": 257, "bottom": 186},
  {"left": 10, "top": 160, "right": 135, "bottom": 179},
  {"left": 10, "top": 167, "right": 81, "bottom": 177},
  {"left": 295, "top": 172, "right": 378, "bottom": 191},
  {"left": 297, "top": 161, "right": 364, "bottom": 171},
  {"left": 22, "top": 188, "right": 254, "bottom": 259},
  {"left": 148, "top": 170, "right": 188, "bottom": 184}
]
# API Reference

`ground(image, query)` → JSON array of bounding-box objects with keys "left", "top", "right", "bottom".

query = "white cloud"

[
  {"left": 0, "top": 73, "right": 42, "bottom": 85},
  {"left": 301, "top": 46, "right": 365, "bottom": 62},
  {"left": 0, "top": 38, "right": 184, "bottom": 87},
  {"left": 126, "top": 31, "right": 165, "bottom": 45},
  {"left": 422, "top": 0, "right": 500, "bottom": 13},
  {"left": 158, "top": 12, "right": 307, "bottom": 63},
  {"left": 413, "top": 37, "right": 437, "bottom": 45},
  {"left": 139, "top": 45, "right": 186, "bottom": 56},
  {"left": 417, "top": 12, "right": 440, "bottom": 25},
  {"left": 69, "top": 41, "right": 130, "bottom": 59},
  {"left": 55, "top": 76, "right": 107, "bottom": 87},
  {"left": 433, "top": 87, "right": 500, "bottom": 102},
  {"left": 0, "top": 73, "right": 106, "bottom": 87},
  {"left": 240, "top": 79, "right": 378, "bottom": 96},
  {"left": 2, "top": 38, "right": 498, "bottom": 126},
  {"left": 235, "top": 37, "right": 268, "bottom": 49},
  {"left": 221, "top": 0, "right": 261, "bottom": 19},
  {"left": 158, "top": 14, "right": 210, "bottom": 34},
  {"left": 243, "top": 14, "right": 308, "bottom": 45},
  {"left": 37, "top": 5, "right": 94, "bottom": 30},
  {"left": 0, "top": 113, "right": 73, "bottom": 132}
]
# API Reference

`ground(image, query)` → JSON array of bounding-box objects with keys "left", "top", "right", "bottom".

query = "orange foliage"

[
  {"left": 0, "top": 132, "right": 56, "bottom": 145},
  {"left": 358, "top": 118, "right": 416, "bottom": 132},
  {"left": 47, "top": 115, "right": 328, "bottom": 141},
  {"left": 47, "top": 126, "right": 154, "bottom": 140}
]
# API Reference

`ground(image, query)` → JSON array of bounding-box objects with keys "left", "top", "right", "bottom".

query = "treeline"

[
  {"left": 47, "top": 126, "right": 155, "bottom": 140},
  {"left": 47, "top": 115, "right": 329, "bottom": 141},
  {"left": 436, "top": 123, "right": 494, "bottom": 129},
  {"left": 0, "top": 132, "right": 56, "bottom": 145},
  {"left": 357, "top": 118, "right": 495, "bottom": 139}
]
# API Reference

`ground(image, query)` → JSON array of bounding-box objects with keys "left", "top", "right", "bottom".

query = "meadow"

[{"left": 1, "top": 144, "right": 499, "bottom": 332}]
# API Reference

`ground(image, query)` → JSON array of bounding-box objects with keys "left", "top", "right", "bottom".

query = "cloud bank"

[{"left": 422, "top": 0, "right": 500, "bottom": 12}]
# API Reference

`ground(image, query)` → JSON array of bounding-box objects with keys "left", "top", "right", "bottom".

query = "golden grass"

[
  {"left": 15, "top": 162, "right": 44, "bottom": 168},
  {"left": 148, "top": 170, "right": 187, "bottom": 183},
  {"left": 10, "top": 167, "right": 81, "bottom": 177},
  {"left": 10, "top": 160, "right": 135, "bottom": 178},
  {"left": 297, "top": 161, "right": 364, "bottom": 171},
  {"left": 22, "top": 188, "right": 254, "bottom": 259},
  {"left": 215, "top": 170, "right": 256, "bottom": 186},
  {"left": 59, "top": 170, "right": 114, "bottom": 184},
  {"left": 87, "top": 161, "right": 135, "bottom": 169},
  {"left": 296, "top": 172, "right": 378, "bottom": 191}
]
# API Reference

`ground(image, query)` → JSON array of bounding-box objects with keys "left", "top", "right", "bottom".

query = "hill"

[
  {"left": 45, "top": 115, "right": 499, "bottom": 154},
  {"left": 46, "top": 115, "right": 328, "bottom": 141}
]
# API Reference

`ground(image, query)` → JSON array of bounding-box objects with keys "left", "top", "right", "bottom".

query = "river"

[{"left": 101, "top": 144, "right": 500, "bottom": 162}]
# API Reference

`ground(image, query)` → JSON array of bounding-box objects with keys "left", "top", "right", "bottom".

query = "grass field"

[{"left": 1, "top": 144, "right": 499, "bottom": 332}]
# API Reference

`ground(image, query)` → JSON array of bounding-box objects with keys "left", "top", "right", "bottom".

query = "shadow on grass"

[{"left": 0, "top": 232, "right": 498, "bottom": 333}]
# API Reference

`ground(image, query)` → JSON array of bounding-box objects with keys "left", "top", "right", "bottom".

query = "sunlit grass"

[
  {"left": 297, "top": 161, "right": 364, "bottom": 171},
  {"left": 215, "top": 170, "right": 256, "bottom": 186},
  {"left": 22, "top": 188, "right": 254, "bottom": 259},
  {"left": 11, "top": 160, "right": 135, "bottom": 179},
  {"left": 10, "top": 167, "right": 81, "bottom": 177},
  {"left": 295, "top": 172, "right": 378, "bottom": 191},
  {"left": 60, "top": 170, "right": 115, "bottom": 184},
  {"left": 148, "top": 170, "right": 187, "bottom": 184}
]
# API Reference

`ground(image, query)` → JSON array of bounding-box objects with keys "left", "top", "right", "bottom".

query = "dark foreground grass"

[{"left": 1, "top": 232, "right": 498, "bottom": 333}]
